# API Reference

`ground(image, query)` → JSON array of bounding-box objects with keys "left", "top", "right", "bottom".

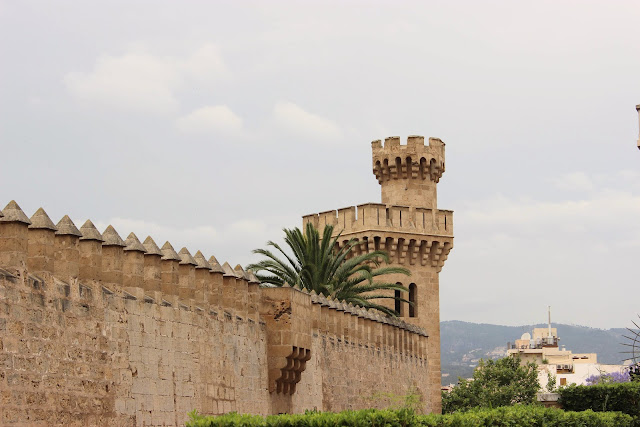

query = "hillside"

[{"left": 440, "top": 321, "right": 628, "bottom": 385}]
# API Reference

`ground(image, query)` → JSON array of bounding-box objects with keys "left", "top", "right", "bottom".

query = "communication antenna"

[
  {"left": 548, "top": 305, "right": 552, "bottom": 339},
  {"left": 621, "top": 315, "right": 640, "bottom": 363}
]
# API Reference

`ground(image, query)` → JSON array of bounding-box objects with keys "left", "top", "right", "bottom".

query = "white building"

[{"left": 507, "top": 315, "right": 628, "bottom": 389}]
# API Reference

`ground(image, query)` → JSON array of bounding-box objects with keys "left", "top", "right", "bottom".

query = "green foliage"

[
  {"left": 366, "top": 386, "right": 424, "bottom": 414},
  {"left": 442, "top": 355, "right": 540, "bottom": 413},
  {"left": 558, "top": 381, "right": 640, "bottom": 417},
  {"left": 186, "top": 406, "right": 634, "bottom": 427},
  {"left": 247, "top": 222, "right": 410, "bottom": 316},
  {"left": 546, "top": 372, "right": 557, "bottom": 392}
]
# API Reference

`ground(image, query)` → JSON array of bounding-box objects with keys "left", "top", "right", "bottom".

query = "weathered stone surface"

[
  {"left": 233, "top": 264, "right": 246, "bottom": 279},
  {"left": 161, "top": 241, "right": 180, "bottom": 261},
  {"left": 178, "top": 247, "right": 197, "bottom": 265},
  {"left": 29, "top": 207, "right": 57, "bottom": 230},
  {"left": 124, "top": 232, "right": 146, "bottom": 252},
  {"left": 208, "top": 255, "right": 224, "bottom": 273},
  {"left": 55, "top": 215, "right": 82, "bottom": 236},
  {"left": 248, "top": 271, "right": 260, "bottom": 284},
  {"left": 0, "top": 200, "right": 31, "bottom": 224},
  {"left": 79, "top": 219, "right": 103, "bottom": 241},
  {"left": 143, "top": 236, "right": 163, "bottom": 256},
  {"left": 102, "top": 225, "right": 125, "bottom": 246},
  {"left": 193, "top": 251, "right": 212, "bottom": 270},
  {"left": 222, "top": 262, "right": 236, "bottom": 277}
]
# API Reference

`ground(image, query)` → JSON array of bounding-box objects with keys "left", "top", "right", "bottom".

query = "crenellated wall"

[{"left": 0, "top": 201, "right": 433, "bottom": 426}]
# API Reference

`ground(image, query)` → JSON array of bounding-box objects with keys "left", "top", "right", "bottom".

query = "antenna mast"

[{"left": 548, "top": 306, "right": 552, "bottom": 339}]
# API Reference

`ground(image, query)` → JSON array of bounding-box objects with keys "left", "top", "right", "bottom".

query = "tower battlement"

[
  {"left": 303, "top": 204, "right": 453, "bottom": 238},
  {"left": 372, "top": 136, "right": 445, "bottom": 185},
  {"left": 371, "top": 136, "right": 446, "bottom": 208}
]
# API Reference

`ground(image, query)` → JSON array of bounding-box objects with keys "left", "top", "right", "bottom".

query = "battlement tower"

[
  {"left": 303, "top": 135, "right": 453, "bottom": 413},
  {"left": 372, "top": 135, "right": 445, "bottom": 209}
]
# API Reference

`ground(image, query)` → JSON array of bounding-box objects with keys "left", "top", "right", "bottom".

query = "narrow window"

[
  {"left": 409, "top": 283, "right": 417, "bottom": 317},
  {"left": 394, "top": 288, "right": 402, "bottom": 316}
]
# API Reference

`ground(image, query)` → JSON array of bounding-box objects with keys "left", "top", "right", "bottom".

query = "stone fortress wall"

[{"left": 0, "top": 197, "right": 432, "bottom": 426}]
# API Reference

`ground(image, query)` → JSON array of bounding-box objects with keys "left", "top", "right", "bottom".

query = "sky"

[{"left": 1, "top": 1, "right": 639, "bottom": 329}]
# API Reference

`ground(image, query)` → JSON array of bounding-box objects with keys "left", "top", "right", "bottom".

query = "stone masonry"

[
  {"left": 0, "top": 188, "right": 433, "bottom": 425},
  {"left": 303, "top": 136, "right": 454, "bottom": 412}
]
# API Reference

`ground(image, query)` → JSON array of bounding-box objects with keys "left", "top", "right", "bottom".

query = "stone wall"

[{"left": 0, "top": 201, "right": 432, "bottom": 426}]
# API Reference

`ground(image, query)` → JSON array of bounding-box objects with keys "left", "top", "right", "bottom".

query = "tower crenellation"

[{"left": 372, "top": 135, "right": 445, "bottom": 209}]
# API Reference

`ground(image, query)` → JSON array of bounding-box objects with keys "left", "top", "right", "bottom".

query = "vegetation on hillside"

[{"left": 247, "top": 223, "right": 410, "bottom": 316}]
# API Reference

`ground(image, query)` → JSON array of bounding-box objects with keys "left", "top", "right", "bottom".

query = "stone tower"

[{"left": 303, "top": 135, "right": 454, "bottom": 413}]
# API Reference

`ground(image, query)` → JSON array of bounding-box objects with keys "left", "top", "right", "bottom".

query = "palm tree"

[{"left": 246, "top": 222, "right": 410, "bottom": 316}]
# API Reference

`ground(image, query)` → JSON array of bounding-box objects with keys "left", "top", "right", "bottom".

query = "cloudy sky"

[{"left": 1, "top": 1, "right": 639, "bottom": 329}]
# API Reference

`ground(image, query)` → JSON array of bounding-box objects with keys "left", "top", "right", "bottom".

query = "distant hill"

[{"left": 440, "top": 321, "right": 628, "bottom": 385}]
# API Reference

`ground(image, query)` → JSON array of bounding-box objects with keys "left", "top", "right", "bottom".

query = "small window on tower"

[
  {"left": 409, "top": 283, "right": 417, "bottom": 317},
  {"left": 394, "top": 288, "right": 402, "bottom": 316}
]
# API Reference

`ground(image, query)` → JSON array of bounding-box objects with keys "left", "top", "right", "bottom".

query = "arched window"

[
  {"left": 394, "top": 287, "right": 402, "bottom": 316},
  {"left": 409, "top": 283, "right": 417, "bottom": 317}
]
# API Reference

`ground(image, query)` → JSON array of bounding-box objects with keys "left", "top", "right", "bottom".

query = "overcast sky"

[{"left": 1, "top": 1, "right": 639, "bottom": 329}]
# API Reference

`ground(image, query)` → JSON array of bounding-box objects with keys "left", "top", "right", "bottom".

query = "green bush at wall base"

[
  {"left": 559, "top": 382, "right": 640, "bottom": 417},
  {"left": 187, "top": 406, "right": 633, "bottom": 427}
]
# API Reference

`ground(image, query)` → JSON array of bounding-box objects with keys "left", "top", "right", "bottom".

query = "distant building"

[{"left": 507, "top": 311, "right": 627, "bottom": 388}]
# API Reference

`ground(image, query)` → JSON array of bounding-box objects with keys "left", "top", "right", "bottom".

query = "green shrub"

[
  {"left": 186, "top": 406, "right": 634, "bottom": 427},
  {"left": 559, "top": 381, "right": 640, "bottom": 417},
  {"left": 442, "top": 355, "right": 539, "bottom": 413}
]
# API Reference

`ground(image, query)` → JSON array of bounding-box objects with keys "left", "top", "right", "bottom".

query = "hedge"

[
  {"left": 186, "top": 405, "right": 634, "bottom": 427},
  {"left": 558, "top": 381, "right": 640, "bottom": 417}
]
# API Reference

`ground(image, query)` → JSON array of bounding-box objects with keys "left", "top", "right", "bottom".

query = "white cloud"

[
  {"left": 180, "top": 44, "right": 228, "bottom": 83},
  {"left": 463, "top": 190, "right": 640, "bottom": 236},
  {"left": 65, "top": 53, "right": 182, "bottom": 114},
  {"left": 176, "top": 105, "right": 243, "bottom": 134},
  {"left": 272, "top": 101, "right": 342, "bottom": 140},
  {"left": 552, "top": 172, "right": 594, "bottom": 192},
  {"left": 64, "top": 44, "right": 227, "bottom": 114},
  {"left": 228, "top": 219, "right": 268, "bottom": 235}
]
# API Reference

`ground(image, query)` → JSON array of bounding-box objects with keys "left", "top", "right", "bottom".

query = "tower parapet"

[{"left": 372, "top": 136, "right": 445, "bottom": 209}]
